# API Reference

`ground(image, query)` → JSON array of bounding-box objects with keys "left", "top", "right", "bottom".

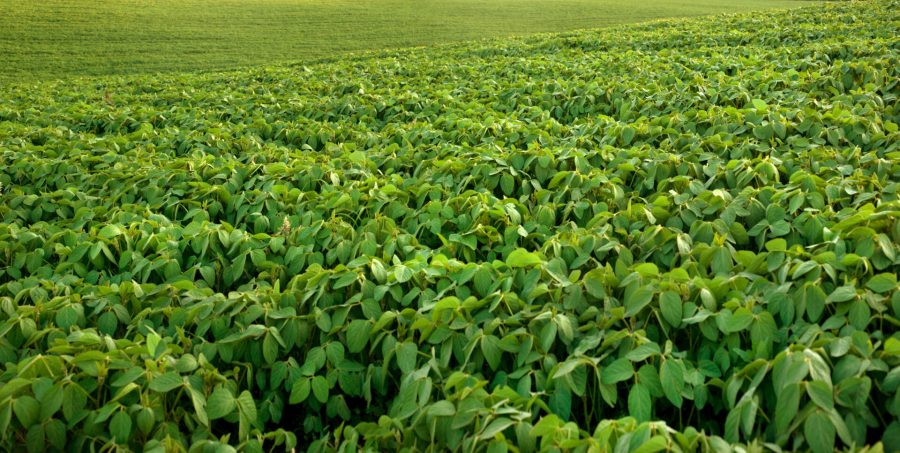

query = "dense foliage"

[{"left": 0, "top": 1, "right": 898, "bottom": 451}]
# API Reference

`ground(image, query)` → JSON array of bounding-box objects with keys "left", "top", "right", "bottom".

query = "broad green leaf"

[
  {"left": 55, "top": 306, "right": 79, "bottom": 330},
  {"left": 146, "top": 331, "right": 161, "bottom": 357},
  {"left": 507, "top": 248, "right": 543, "bottom": 268},
  {"left": 628, "top": 383, "right": 651, "bottom": 422},
  {"left": 633, "top": 435, "right": 667, "bottom": 453},
  {"left": 806, "top": 380, "right": 834, "bottom": 411},
  {"left": 289, "top": 378, "right": 311, "bottom": 404},
  {"left": 311, "top": 376, "right": 329, "bottom": 403},
  {"left": 262, "top": 333, "right": 279, "bottom": 365},
  {"left": 624, "top": 287, "right": 654, "bottom": 316},
  {"left": 804, "top": 411, "right": 835, "bottom": 453},
  {"left": 188, "top": 387, "right": 208, "bottom": 427},
  {"left": 775, "top": 382, "right": 800, "bottom": 435},
  {"left": 600, "top": 358, "right": 634, "bottom": 385},
  {"left": 660, "top": 359, "right": 685, "bottom": 408},
  {"left": 659, "top": 291, "right": 682, "bottom": 327},
  {"left": 479, "top": 417, "right": 514, "bottom": 440},
  {"left": 482, "top": 335, "right": 502, "bottom": 370},
  {"left": 346, "top": 319, "right": 370, "bottom": 353},
  {"left": 583, "top": 268, "right": 606, "bottom": 298},
  {"left": 827, "top": 286, "right": 857, "bottom": 303},
  {"left": 98, "top": 224, "right": 123, "bottom": 240},
  {"left": 236, "top": 391, "right": 257, "bottom": 441},
  {"left": 866, "top": 273, "right": 897, "bottom": 294},
  {"left": 626, "top": 343, "right": 660, "bottom": 362},
  {"left": 207, "top": 387, "right": 236, "bottom": 420},
  {"left": 149, "top": 372, "right": 183, "bottom": 393},
  {"left": 718, "top": 307, "right": 753, "bottom": 333},
  {"left": 13, "top": 396, "right": 40, "bottom": 428},
  {"left": 633, "top": 262, "right": 658, "bottom": 278},
  {"left": 397, "top": 342, "right": 417, "bottom": 373},
  {"left": 110, "top": 411, "right": 132, "bottom": 444},
  {"left": 428, "top": 400, "right": 456, "bottom": 417},
  {"left": 548, "top": 386, "right": 571, "bottom": 420}
]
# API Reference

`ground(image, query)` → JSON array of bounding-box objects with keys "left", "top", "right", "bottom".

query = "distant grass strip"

[{"left": 0, "top": 0, "right": 806, "bottom": 81}]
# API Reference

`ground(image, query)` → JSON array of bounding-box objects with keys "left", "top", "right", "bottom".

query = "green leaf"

[
  {"left": 311, "top": 375, "right": 329, "bottom": 403},
  {"left": 633, "top": 435, "right": 667, "bottom": 453},
  {"left": 775, "top": 382, "right": 800, "bottom": 435},
  {"left": 149, "top": 372, "right": 183, "bottom": 393},
  {"left": 146, "top": 331, "right": 161, "bottom": 357},
  {"left": 583, "top": 268, "right": 606, "bottom": 298},
  {"left": 765, "top": 238, "right": 787, "bottom": 252},
  {"left": 827, "top": 286, "right": 857, "bottom": 303},
  {"left": 806, "top": 380, "right": 834, "bottom": 411},
  {"left": 110, "top": 411, "right": 132, "bottom": 444},
  {"left": 45, "top": 418, "right": 66, "bottom": 449},
  {"left": 548, "top": 386, "right": 571, "bottom": 420},
  {"left": 188, "top": 386, "right": 208, "bottom": 427},
  {"left": 660, "top": 359, "right": 685, "bottom": 408},
  {"left": 659, "top": 291, "right": 682, "bottom": 327},
  {"left": 633, "top": 262, "right": 658, "bottom": 278},
  {"left": 624, "top": 287, "right": 654, "bottom": 316},
  {"left": 751, "top": 99, "right": 768, "bottom": 111},
  {"left": 804, "top": 350, "right": 832, "bottom": 387},
  {"left": 428, "top": 400, "right": 456, "bottom": 417},
  {"left": 236, "top": 391, "right": 257, "bottom": 441},
  {"left": 500, "top": 174, "right": 515, "bottom": 196},
  {"left": 289, "top": 378, "right": 311, "bottom": 404},
  {"left": 626, "top": 343, "right": 660, "bottom": 362},
  {"left": 206, "top": 387, "right": 236, "bottom": 420},
  {"left": 866, "top": 273, "right": 897, "bottom": 294},
  {"left": 393, "top": 265, "right": 414, "bottom": 283},
  {"left": 55, "top": 306, "right": 79, "bottom": 330},
  {"left": 347, "top": 151, "right": 367, "bottom": 164},
  {"left": 804, "top": 411, "right": 835, "bottom": 453},
  {"left": 531, "top": 415, "right": 563, "bottom": 437},
  {"left": 621, "top": 126, "right": 636, "bottom": 145},
  {"left": 628, "top": 383, "right": 651, "bottom": 422},
  {"left": 62, "top": 384, "right": 87, "bottom": 423},
  {"left": 346, "top": 319, "right": 370, "bottom": 353},
  {"left": 725, "top": 405, "right": 741, "bottom": 442},
  {"left": 98, "top": 224, "right": 123, "bottom": 240},
  {"left": 262, "top": 333, "right": 278, "bottom": 365},
  {"left": 755, "top": 123, "right": 774, "bottom": 141},
  {"left": 26, "top": 424, "right": 44, "bottom": 452},
  {"left": 13, "top": 396, "right": 40, "bottom": 428},
  {"left": 600, "top": 358, "right": 634, "bottom": 385},
  {"left": 804, "top": 284, "right": 827, "bottom": 322},
  {"left": 885, "top": 337, "right": 900, "bottom": 356},
  {"left": 719, "top": 307, "right": 753, "bottom": 333},
  {"left": 479, "top": 417, "right": 514, "bottom": 440},
  {"left": 507, "top": 248, "right": 543, "bottom": 268},
  {"left": 545, "top": 258, "right": 570, "bottom": 285},
  {"left": 397, "top": 342, "right": 417, "bottom": 373},
  {"left": 793, "top": 261, "right": 818, "bottom": 279},
  {"left": 136, "top": 407, "right": 154, "bottom": 435},
  {"left": 35, "top": 383, "right": 63, "bottom": 420},
  {"left": 482, "top": 335, "right": 502, "bottom": 370}
]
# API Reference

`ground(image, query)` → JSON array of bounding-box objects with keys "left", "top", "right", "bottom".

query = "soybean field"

[{"left": 0, "top": 1, "right": 898, "bottom": 452}]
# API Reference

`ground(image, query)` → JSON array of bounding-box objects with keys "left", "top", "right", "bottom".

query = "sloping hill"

[
  {"left": 0, "top": 0, "right": 805, "bottom": 80},
  {"left": 0, "top": 1, "right": 898, "bottom": 451}
]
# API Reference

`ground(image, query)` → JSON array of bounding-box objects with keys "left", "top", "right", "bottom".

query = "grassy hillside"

[
  {"left": 1, "top": 1, "right": 899, "bottom": 452},
  {"left": 0, "top": 0, "right": 807, "bottom": 81}
]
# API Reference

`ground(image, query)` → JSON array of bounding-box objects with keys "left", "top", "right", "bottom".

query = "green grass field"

[{"left": 0, "top": 0, "right": 806, "bottom": 81}]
